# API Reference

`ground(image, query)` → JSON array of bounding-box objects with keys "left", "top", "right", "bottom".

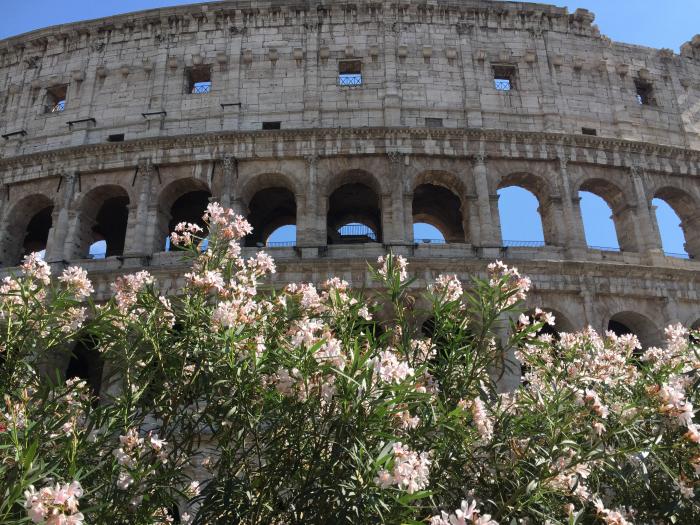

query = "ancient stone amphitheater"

[{"left": 1, "top": 0, "right": 700, "bottom": 351}]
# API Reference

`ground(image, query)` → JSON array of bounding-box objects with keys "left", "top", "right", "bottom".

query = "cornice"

[
  {"left": 0, "top": 0, "right": 598, "bottom": 61},
  {"left": 0, "top": 128, "right": 698, "bottom": 182}
]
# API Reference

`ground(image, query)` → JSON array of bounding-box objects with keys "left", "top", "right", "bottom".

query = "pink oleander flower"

[
  {"left": 58, "top": 266, "right": 94, "bottom": 300},
  {"left": 21, "top": 252, "right": 51, "bottom": 286},
  {"left": 185, "top": 269, "right": 224, "bottom": 293},
  {"left": 374, "top": 350, "right": 415, "bottom": 384},
  {"left": 24, "top": 481, "right": 84, "bottom": 524},
  {"left": 470, "top": 398, "right": 494, "bottom": 442},
  {"left": 377, "top": 254, "right": 408, "bottom": 281},
  {"left": 59, "top": 306, "right": 87, "bottom": 333},
  {"left": 431, "top": 273, "right": 463, "bottom": 302},
  {"left": 375, "top": 442, "right": 431, "bottom": 494},
  {"left": 431, "top": 498, "right": 499, "bottom": 525},
  {"left": 487, "top": 260, "right": 531, "bottom": 306},
  {"left": 203, "top": 203, "right": 252, "bottom": 240},
  {"left": 112, "top": 271, "right": 154, "bottom": 312},
  {"left": 247, "top": 251, "right": 276, "bottom": 276}
]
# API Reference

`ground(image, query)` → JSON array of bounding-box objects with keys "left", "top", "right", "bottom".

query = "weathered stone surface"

[{"left": 0, "top": 0, "right": 699, "bottom": 352}]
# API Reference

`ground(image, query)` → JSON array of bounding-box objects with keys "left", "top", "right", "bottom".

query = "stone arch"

[
  {"left": 1, "top": 193, "right": 54, "bottom": 266},
  {"left": 412, "top": 171, "right": 467, "bottom": 243},
  {"left": 326, "top": 170, "right": 383, "bottom": 244},
  {"left": 245, "top": 187, "right": 297, "bottom": 247},
  {"left": 322, "top": 168, "right": 386, "bottom": 199},
  {"left": 240, "top": 172, "right": 301, "bottom": 208},
  {"left": 578, "top": 178, "right": 638, "bottom": 252},
  {"left": 497, "top": 172, "right": 557, "bottom": 246},
  {"left": 73, "top": 184, "right": 130, "bottom": 259},
  {"left": 156, "top": 177, "right": 211, "bottom": 251},
  {"left": 651, "top": 186, "right": 700, "bottom": 258},
  {"left": 607, "top": 311, "right": 661, "bottom": 349}
]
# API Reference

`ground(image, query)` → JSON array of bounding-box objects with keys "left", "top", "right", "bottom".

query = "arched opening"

[
  {"left": 412, "top": 183, "right": 465, "bottom": 243},
  {"left": 652, "top": 188, "right": 699, "bottom": 259},
  {"left": 413, "top": 223, "right": 445, "bottom": 244},
  {"left": 497, "top": 186, "right": 545, "bottom": 247},
  {"left": 1, "top": 194, "right": 54, "bottom": 266},
  {"left": 607, "top": 311, "right": 660, "bottom": 350},
  {"left": 22, "top": 205, "right": 53, "bottom": 261},
  {"left": 245, "top": 187, "right": 296, "bottom": 247},
  {"left": 267, "top": 225, "right": 297, "bottom": 246},
  {"left": 327, "top": 182, "right": 382, "bottom": 244},
  {"left": 578, "top": 191, "right": 620, "bottom": 251},
  {"left": 76, "top": 186, "right": 129, "bottom": 259},
  {"left": 65, "top": 338, "right": 104, "bottom": 396},
  {"left": 157, "top": 179, "right": 211, "bottom": 252},
  {"left": 579, "top": 179, "right": 638, "bottom": 253}
]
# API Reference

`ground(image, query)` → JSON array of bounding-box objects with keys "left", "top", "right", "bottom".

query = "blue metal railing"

[
  {"left": 266, "top": 241, "right": 296, "bottom": 247},
  {"left": 338, "top": 224, "right": 377, "bottom": 240},
  {"left": 665, "top": 252, "right": 691, "bottom": 259},
  {"left": 415, "top": 238, "right": 447, "bottom": 244},
  {"left": 191, "top": 82, "right": 212, "bottom": 94},
  {"left": 339, "top": 74, "right": 362, "bottom": 86},
  {"left": 503, "top": 240, "right": 545, "bottom": 248},
  {"left": 588, "top": 245, "right": 621, "bottom": 252},
  {"left": 494, "top": 79, "right": 512, "bottom": 91}
]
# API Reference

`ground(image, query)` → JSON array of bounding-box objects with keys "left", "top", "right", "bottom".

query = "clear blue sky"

[{"left": 2, "top": 1, "right": 694, "bottom": 254}]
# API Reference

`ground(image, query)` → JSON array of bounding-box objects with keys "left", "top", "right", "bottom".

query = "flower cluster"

[
  {"left": 377, "top": 254, "right": 408, "bottom": 281},
  {"left": 374, "top": 349, "right": 415, "bottom": 384},
  {"left": 58, "top": 266, "right": 94, "bottom": 300},
  {"left": 487, "top": 260, "right": 531, "bottom": 306},
  {"left": 431, "top": 499, "right": 499, "bottom": 525},
  {"left": 24, "top": 481, "right": 84, "bottom": 524},
  {"left": 431, "top": 273, "right": 463, "bottom": 302},
  {"left": 375, "top": 442, "right": 431, "bottom": 494}
]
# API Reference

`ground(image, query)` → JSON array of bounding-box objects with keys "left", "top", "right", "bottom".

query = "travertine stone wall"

[{"left": 0, "top": 0, "right": 699, "bottom": 353}]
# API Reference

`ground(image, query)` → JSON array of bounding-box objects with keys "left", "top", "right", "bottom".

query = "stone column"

[
  {"left": 46, "top": 173, "right": 77, "bottom": 262},
  {"left": 557, "top": 157, "right": 587, "bottom": 255},
  {"left": 382, "top": 21, "right": 401, "bottom": 126},
  {"left": 124, "top": 159, "right": 154, "bottom": 256},
  {"left": 385, "top": 152, "right": 407, "bottom": 245},
  {"left": 629, "top": 165, "right": 663, "bottom": 257},
  {"left": 403, "top": 192, "right": 414, "bottom": 244},
  {"left": 297, "top": 155, "right": 324, "bottom": 254},
  {"left": 472, "top": 154, "right": 500, "bottom": 249},
  {"left": 220, "top": 156, "right": 236, "bottom": 208}
]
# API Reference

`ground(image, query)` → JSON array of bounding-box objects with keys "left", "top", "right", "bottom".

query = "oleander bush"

[{"left": 0, "top": 203, "right": 698, "bottom": 525}]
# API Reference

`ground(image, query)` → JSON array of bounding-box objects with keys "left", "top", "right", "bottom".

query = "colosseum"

[{"left": 1, "top": 0, "right": 699, "bottom": 356}]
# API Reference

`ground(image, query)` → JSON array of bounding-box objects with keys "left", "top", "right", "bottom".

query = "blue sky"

[{"left": 2, "top": 1, "right": 695, "bottom": 254}]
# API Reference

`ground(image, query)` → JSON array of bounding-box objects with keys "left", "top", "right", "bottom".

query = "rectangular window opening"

[
  {"left": 107, "top": 133, "right": 125, "bottom": 142},
  {"left": 339, "top": 60, "right": 362, "bottom": 86},
  {"left": 46, "top": 84, "right": 68, "bottom": 113},
  {"left": 634, "top": 79, "right": 655, "bottom": 106},
  {"left": 581, "top": 127, "right": 597, "bottom": 136},
  {"left": 493, "top": 65, "right": 516, "bottom": 91},
  {"left": 425, "top": 117, "right": 443, "bottom": 128},
  {"left": 262, "top": 121, "right": 281, "bottom": 130},
  {"left": 187, "top": 67, "right": 212, "bottom": 94}
]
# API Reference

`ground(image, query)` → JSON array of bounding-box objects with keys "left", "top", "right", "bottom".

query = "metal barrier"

[
  {"left": 503, "top": 240, "right": 545, "bottom": 247},
  {"left": 338, "top": 74, "right": 362, "bottom": 86},
  {"left": 414, "top": 238, "right": 447, "bottom": 244},
  {"left": 338, "top": 224, "right": 377, "bottom": 240}
]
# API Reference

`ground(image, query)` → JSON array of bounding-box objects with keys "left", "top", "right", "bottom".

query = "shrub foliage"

[{"left": 1, "top": 204, "right": 699, "bottom": 524}]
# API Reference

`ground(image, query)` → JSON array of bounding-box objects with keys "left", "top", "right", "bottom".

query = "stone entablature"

[{"left": 0, "top": 0, "right": 699, "bottom": 157}]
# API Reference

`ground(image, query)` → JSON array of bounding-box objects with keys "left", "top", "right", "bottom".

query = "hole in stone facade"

[
  {"left": 493, "top": 65, "right": 516, "bottom": 91},
  {"left": 46, "top": 84, "right": 68, "bottom": 113},
  {"left": 22, "top": 205, "right": 53, "bottom": 262},
  {"left": 412, "top": 184, "right": 465, "bottom": 243},
  {"left": 262, "top": 121, "right": 281, "bottom": 130},
  {"left": 634, "top": 79, "right": 655, "bottom": 106},
  {"left": 581, "top": 127, "right": 597, "bottom": 136},
  {"left": 338, "top": 60, "right": 362, "bottom": 86},
  {"left": 186, "top": 66, "right": 212, "bottom": 94},
  {"left": 65, "top": 338, "right": 104, "bottom": 397},
  {"left": 425, "top": 118, "right": 443, "bottom": 128}
]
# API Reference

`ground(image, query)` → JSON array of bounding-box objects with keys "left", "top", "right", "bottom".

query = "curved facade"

[{"left": 1, "top": 0, "right": 700, "bottom": 347}]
